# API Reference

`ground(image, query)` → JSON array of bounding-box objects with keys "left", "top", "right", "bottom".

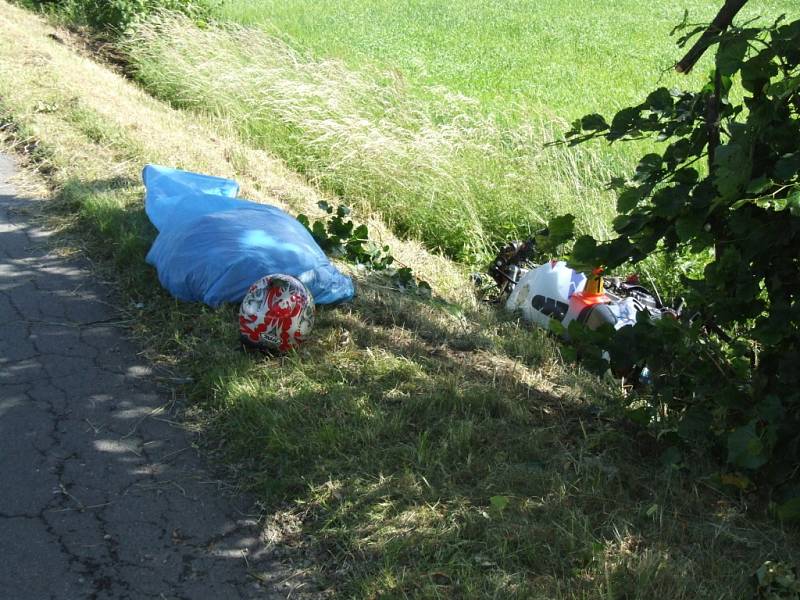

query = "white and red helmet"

[{"left": 239, "top": 274, "right": 315, "bottom": 352}]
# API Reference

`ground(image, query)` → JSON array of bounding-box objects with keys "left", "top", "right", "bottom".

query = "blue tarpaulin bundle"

[{"left": 143, "top": 164, "right": 355, "bottom": 307}]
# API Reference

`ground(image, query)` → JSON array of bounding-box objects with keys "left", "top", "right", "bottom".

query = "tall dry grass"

[{"left": 123, "top": 12, "right": 624, "bottom": 262}]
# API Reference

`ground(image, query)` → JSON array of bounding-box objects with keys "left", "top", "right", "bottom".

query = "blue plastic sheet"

[{"left": 143, "top": 164, "right": 355, "bottom": 307}]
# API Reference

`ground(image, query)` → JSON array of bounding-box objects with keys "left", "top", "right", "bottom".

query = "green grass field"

[{"left": 213, "top": 0, "right": 788, "bottom": 116}]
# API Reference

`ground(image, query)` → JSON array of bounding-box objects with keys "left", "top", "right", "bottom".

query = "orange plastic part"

[{"left": 570, "top": 291, "right": 610, "bottom": 306}]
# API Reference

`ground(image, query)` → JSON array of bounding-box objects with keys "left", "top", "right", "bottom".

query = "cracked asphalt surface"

[{"left": 0, "top": 154, "right": 304, "bottom": 599}]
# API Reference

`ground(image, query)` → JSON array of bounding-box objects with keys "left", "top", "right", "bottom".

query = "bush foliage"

[
  {"left": 561, "top": 11, "right": 800, "bottom": 512},
  {"left": 20, "top": 0, "right": 214, "bottom": 31}
]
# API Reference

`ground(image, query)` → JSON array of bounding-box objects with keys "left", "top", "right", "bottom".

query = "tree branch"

[{"left": 675, "top": 0, "right": 749, "bottom": 74}]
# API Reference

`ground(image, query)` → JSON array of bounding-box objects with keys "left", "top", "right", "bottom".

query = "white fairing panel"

[{"left": 505, "top": 261, "right": 586, "bottom": 328}]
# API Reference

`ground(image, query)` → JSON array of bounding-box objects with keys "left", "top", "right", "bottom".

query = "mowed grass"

[{"left": 3, "top": 2, "right": 799, "bottom": 598}]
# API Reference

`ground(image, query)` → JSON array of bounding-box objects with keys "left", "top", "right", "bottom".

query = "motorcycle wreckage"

[{"left": 484, "top": 237, "right": 682, "bottom": 338}]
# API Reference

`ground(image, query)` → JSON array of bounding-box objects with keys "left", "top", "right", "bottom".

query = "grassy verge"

[{"left": 2, "top": 3, "right": 798, "bottom": 598}]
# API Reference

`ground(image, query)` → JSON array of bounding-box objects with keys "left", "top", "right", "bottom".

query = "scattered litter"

[{"left": 488, "top": 237, "right": 678, "bottom": 335}]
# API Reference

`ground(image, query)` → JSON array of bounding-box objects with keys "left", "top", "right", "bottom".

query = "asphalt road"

[{"left": 0, "top": 154, "right": 305, "bottom": 599}]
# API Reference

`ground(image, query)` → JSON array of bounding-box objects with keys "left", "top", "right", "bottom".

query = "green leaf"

[
  {"left": 713, "top": 143, "right": 752, "bottom": 199},
  {"left": 317, "top": 200, "right": 333, "bottom": 214},
  {"left": 549, "top": 319, "right": 565, "bottom": 336},
  {"left": 717, "top": 36, "right": 749, "bottom": 76},
  {"left": 730, "top": 197, "right": 753, "bottom": 210},
  {"left": 645, "top": 87, "right": 673, "bottom": 112},
  {"left": 608, "top": 107, "right": 644, "bottom": 140},
  {"left": 296, "top": 214, "right": 310, "bottom": 229},
  {"left": 490, "top": 495, "right": 509, "bottom": 513},
  {"left": 336, "top": 205, "right": 351, "bottom": 218},
  {"left": 626, "top": 406, "right": 651, "bottom": 426},
  {"left": 393, "top": 267, "right": 414, "bottom": 285},
  {"left": 327, "top": 241, "right": 345, "bottom": 257},
  {"left": 345, "top": 237, "right": 366, "bottom": 258},
  {"left": 580, "top": 113, "right": 609, "bottom": 132},
  {"left": 571, "top": 235, "right": 598, "bottom": 265},
  {"left": 617, "top": 187, "right": 645, "bottom": 212},
  {"left": 677, "top": 407, "right": 712, "bottom": 441},
  {"left": 766, "top": 74, "right": 800, "bottom": 100},
  {"left": 328, "top": 216, "right": 354, "bottom": 238},
  {"left": 675, "top": 213, "right": 704, "bottom": 241},
  {"left": 663, "top": 138, "right": 692, "bottom": 167},
  {"left": 756, "top": 395, "right": 784, "bottom": 424},
  {"left": 311, "top": 220, "right": 328, "bottom": 242},
  {"left": 741, "top": 53, "right": 778, "bottom": 93},
  {"left": 612, "top": 212, "right": 646, "bottom": 236},
  {"left": 754, "top": 559, "right": 800, "bottom": 595},
  {"left": 607, "top": 176, "right": 627, "bottom": 190},
  {"left": 634, "top": 153, "right": 663, "bottom": 182},
  {"left": 652, "top": 186, "right": 688, "bottom": 217},
  {"left": 727, "top": 421, "right": 768, "bottom": 470},
  {"left": 746, "top": 176, "right": 773, "bottom": 194},
  {"left": 673, "top": 168, "right": 699, "bottom": 185},
  {"left": 786, "top": 189, "right": 800, "bottom": 217},
  {"left": 560, "top": 346, "right": 578, "bottom": 362},
  {"left": 612, "top": 214, "right": 632, "bottom": 231},
  {"left": 605, "top": 236, "right": 634, "bottom": 267},
  {"left": 546, "top": 214, "right": 575, "bottom": 244}
]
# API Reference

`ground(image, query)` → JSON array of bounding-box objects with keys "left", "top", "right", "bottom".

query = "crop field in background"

[
  {"left": 126, "top": 0, "right": 797, "bottom": 274},
  {"left": 212, "top": 0, "right": 792, "bottom": 116}
]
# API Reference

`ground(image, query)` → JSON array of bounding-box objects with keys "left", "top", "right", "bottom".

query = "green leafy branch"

[
  {"left": 552, "top": 7, "right": 800, "bottom": 509},
  {"left": 298, "top": 201, "right": 431, "bottom": 296}
]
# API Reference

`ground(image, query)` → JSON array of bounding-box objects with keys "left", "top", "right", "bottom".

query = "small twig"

[
  {"left": 157, "top": 446, "right": 191, "bottom": 463},
  {"left": 57, "top": 483, "right": 85, "bottom": 511},
  {"left": 122, "top": 404, "right": 167, "bottom": 439},
  {"left": 84, "top": 418, "right": 102, "bottom": 434},
  {"left": 50, "top": 501, "right": 112, "bottom": 513},
  {"left": 170, "top": 480, "right": 187, "bottom": 497},
  {"left": 24, "top": 318, "right": 135, "bottom": 328}
]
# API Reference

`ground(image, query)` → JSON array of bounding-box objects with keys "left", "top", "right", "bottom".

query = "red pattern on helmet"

[
  {"left": 239, "top": 280, "right": 307, "bottom": 351},
  {"left": 263, "top": 286, "right": 306, "bottom": 351}
]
